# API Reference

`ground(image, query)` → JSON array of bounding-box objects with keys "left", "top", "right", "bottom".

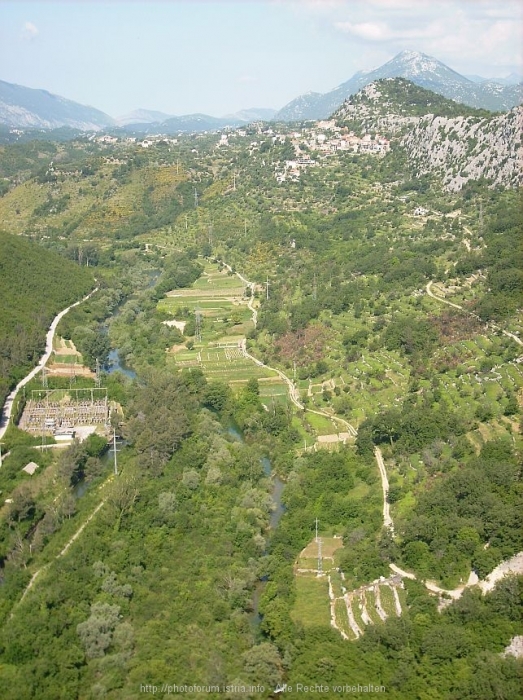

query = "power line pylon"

[{"left": 195, "top": 308, "right": 202, "bottom": 343}]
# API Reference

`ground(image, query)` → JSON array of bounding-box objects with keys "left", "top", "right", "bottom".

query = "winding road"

[
  {"left": 0, "top": 286, "right": 99, "bottom": 442},
  {"left": 216, "top": 264, "right": 523, "bottom": 603},
  {"left": 223, "top": 260, "right": 359, "bottom": 430}
]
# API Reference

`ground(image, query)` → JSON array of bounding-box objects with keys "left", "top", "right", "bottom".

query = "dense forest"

[{"left": 0, "top": 231, "right": 94, "bottom": 406}]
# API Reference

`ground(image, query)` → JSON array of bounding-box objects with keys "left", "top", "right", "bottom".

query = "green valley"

[{"left": 0, "top": 78, "right": 521, "bottom": 699}]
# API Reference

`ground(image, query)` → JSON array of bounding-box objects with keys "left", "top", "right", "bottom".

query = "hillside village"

[{"left": 96, "top": 119, "right": 391, "bottom": 185}]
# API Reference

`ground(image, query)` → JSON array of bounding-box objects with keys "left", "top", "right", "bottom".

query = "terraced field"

[
  {"left": 292, "top": 535, "right": 408, "bottom": 641},
  {"left": 160, "top": 262, "right": 289, "bottom": 396}
]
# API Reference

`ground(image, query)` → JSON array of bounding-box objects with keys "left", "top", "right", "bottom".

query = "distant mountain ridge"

[
  {"left": 276, "top": 51, "right": 522, "bottom": 121},
  {"left": 0, "top": 79, "right": 277, "bottom": 133},
  {"left": 115, "top": 109, "right": 175, "bottom": 126},
  {"left": 0, "top": 80, "right": 115, "bottom": 130},
  {"left": 118, "top": 107, "right": 277, "bottom": 133},
  {"left": 1, "top": 51, "right": 521, "bottom": 133}
]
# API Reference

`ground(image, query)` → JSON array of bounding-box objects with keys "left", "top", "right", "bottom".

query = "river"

[
  {"left": 104, "top": 269, "right": 161, "bottom": 381},
  {"left": 107, "top": 348, "right": 137, "bottom": 379},
  {"left": 227, "top": 424, "right": 285, "bottom": 634}
]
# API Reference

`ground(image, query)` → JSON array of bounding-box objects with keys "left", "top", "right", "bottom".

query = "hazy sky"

[{"left": 1, "top": 0, "right": 522, "bottom": 118}]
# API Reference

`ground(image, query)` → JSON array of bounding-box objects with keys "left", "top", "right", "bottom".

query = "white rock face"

[{"left": 401, "top": 106, "right": 522, "bottom": 191}]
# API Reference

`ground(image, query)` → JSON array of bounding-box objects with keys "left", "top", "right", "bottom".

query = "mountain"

[
  {"left": 119, "top": 107, "right": 277, "bottom": 134},
  {"left": 501, "top": 72, "right": 523, "bottom": 86},
  {"left": 465, "top": 74, "right": 488, "bottom": 84},
  {"left": 333, "top": 78, "right": 522, "bottom": 192},
  {"left": 464, "top": 73, "right": 523, "bottom": 86},
  {"left": 223, "top": 107, "right": 277, "bottom": 122},
  {"left": 119, "top": 113, "right": 242, "bottom": 134},
  {"left": 275, "top": 51, "right": 523, "bottom": 120},
  {"left": 0, "top": 79, "right": 115, "bottom": 131},
  {"left": 115, "top": 109, "right": 174, "bottom": 126}
]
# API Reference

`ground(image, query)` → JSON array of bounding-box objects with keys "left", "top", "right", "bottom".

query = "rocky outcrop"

[{"left": 401, "top": 107, "right": 522, "bottom": 191}]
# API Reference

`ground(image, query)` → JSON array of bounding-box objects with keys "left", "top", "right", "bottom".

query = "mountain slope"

[
  {"left": 223, "top": 107, "right": 277, "bottom": 122},
  {"left": 276, "top": 51, "right": 522, "bottom": 120},
  {"left": 334, "top": 78, "right": 522, "bottom": 191},
  {"left": 120, "top": 108, "right": 277, "bottom": 133},
  {"left": 115, "top": 109, "right": 174, "bottom": 126},
  {"left": 123, "top": 113, "right": 244, "bottom": 134},
  {"left": 0, "top": 79, "right": 115, "bottom": 131}
]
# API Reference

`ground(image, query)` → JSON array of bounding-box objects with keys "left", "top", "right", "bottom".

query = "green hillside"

[
  {"left": 0, "top": 231, "right": 94, "bottom": 404},
  {"left": 0, "top": 85, "right": 521, "bottom": 699},
  {"left": 341, "top": 77, "right": 495, "bottom": 119}
]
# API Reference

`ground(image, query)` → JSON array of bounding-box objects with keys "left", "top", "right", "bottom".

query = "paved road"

[{"left": 0, "top": 287, "right": 99, "bottom": 441}]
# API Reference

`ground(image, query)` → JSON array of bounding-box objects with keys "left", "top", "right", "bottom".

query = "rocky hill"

[
  {"left": 276, "top": 51, "right": 522, "bottom": 121},
  {"left": 334, "top": 79, "right": 522, "bottom": 191}
]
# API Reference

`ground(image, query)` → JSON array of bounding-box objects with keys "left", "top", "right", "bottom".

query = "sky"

[{"left": 0, "top": 0, "right": 522, "bottom": 118}]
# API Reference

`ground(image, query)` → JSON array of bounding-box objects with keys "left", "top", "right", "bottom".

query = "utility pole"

[
  {"left": 185, "top": 214, "right": 188, "bottom": 231},
  {"left": 315, "top": 518, "right": 323, "bottom": 576},
  {"left": 479, "top": 198, "right": 484, "bottom": 236},
  {"left": 95, "top": 358, "right": 101, "bottom": 389},
  {"left": 112, "top": 427, "right": 120, "bottom": 476},
  {"left": 233, "top": 173, "right": 236, "bottom": 191},
  {"left": 41, "top": 365, "right": 48, "bottom": 389},
  {"left": 0, "top": 442, "right": 4, "bottom": 468},
  {"left": 313, "top": 273, "right": 317, "bottom": 301},
  {"left": 194, "top": 188, "right": 198, "bottom": 208},
  {"left": 244, "top": 219, "right": 248, "bottom": 236},
  {"left": 265, "top": 276, "right": 270, "bottom": 300}
]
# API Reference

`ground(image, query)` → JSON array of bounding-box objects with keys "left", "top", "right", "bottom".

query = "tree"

[
  {"left": 77, "top": 603, "right": 121, "bottom": 659},
  {"left": 242, "top": 642, "right": 283, "bottom": 688}
]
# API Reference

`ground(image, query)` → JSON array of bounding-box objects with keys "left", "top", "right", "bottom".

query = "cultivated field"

[{"left": 160, "top": 262, "right": 288, "bottom": 394}]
